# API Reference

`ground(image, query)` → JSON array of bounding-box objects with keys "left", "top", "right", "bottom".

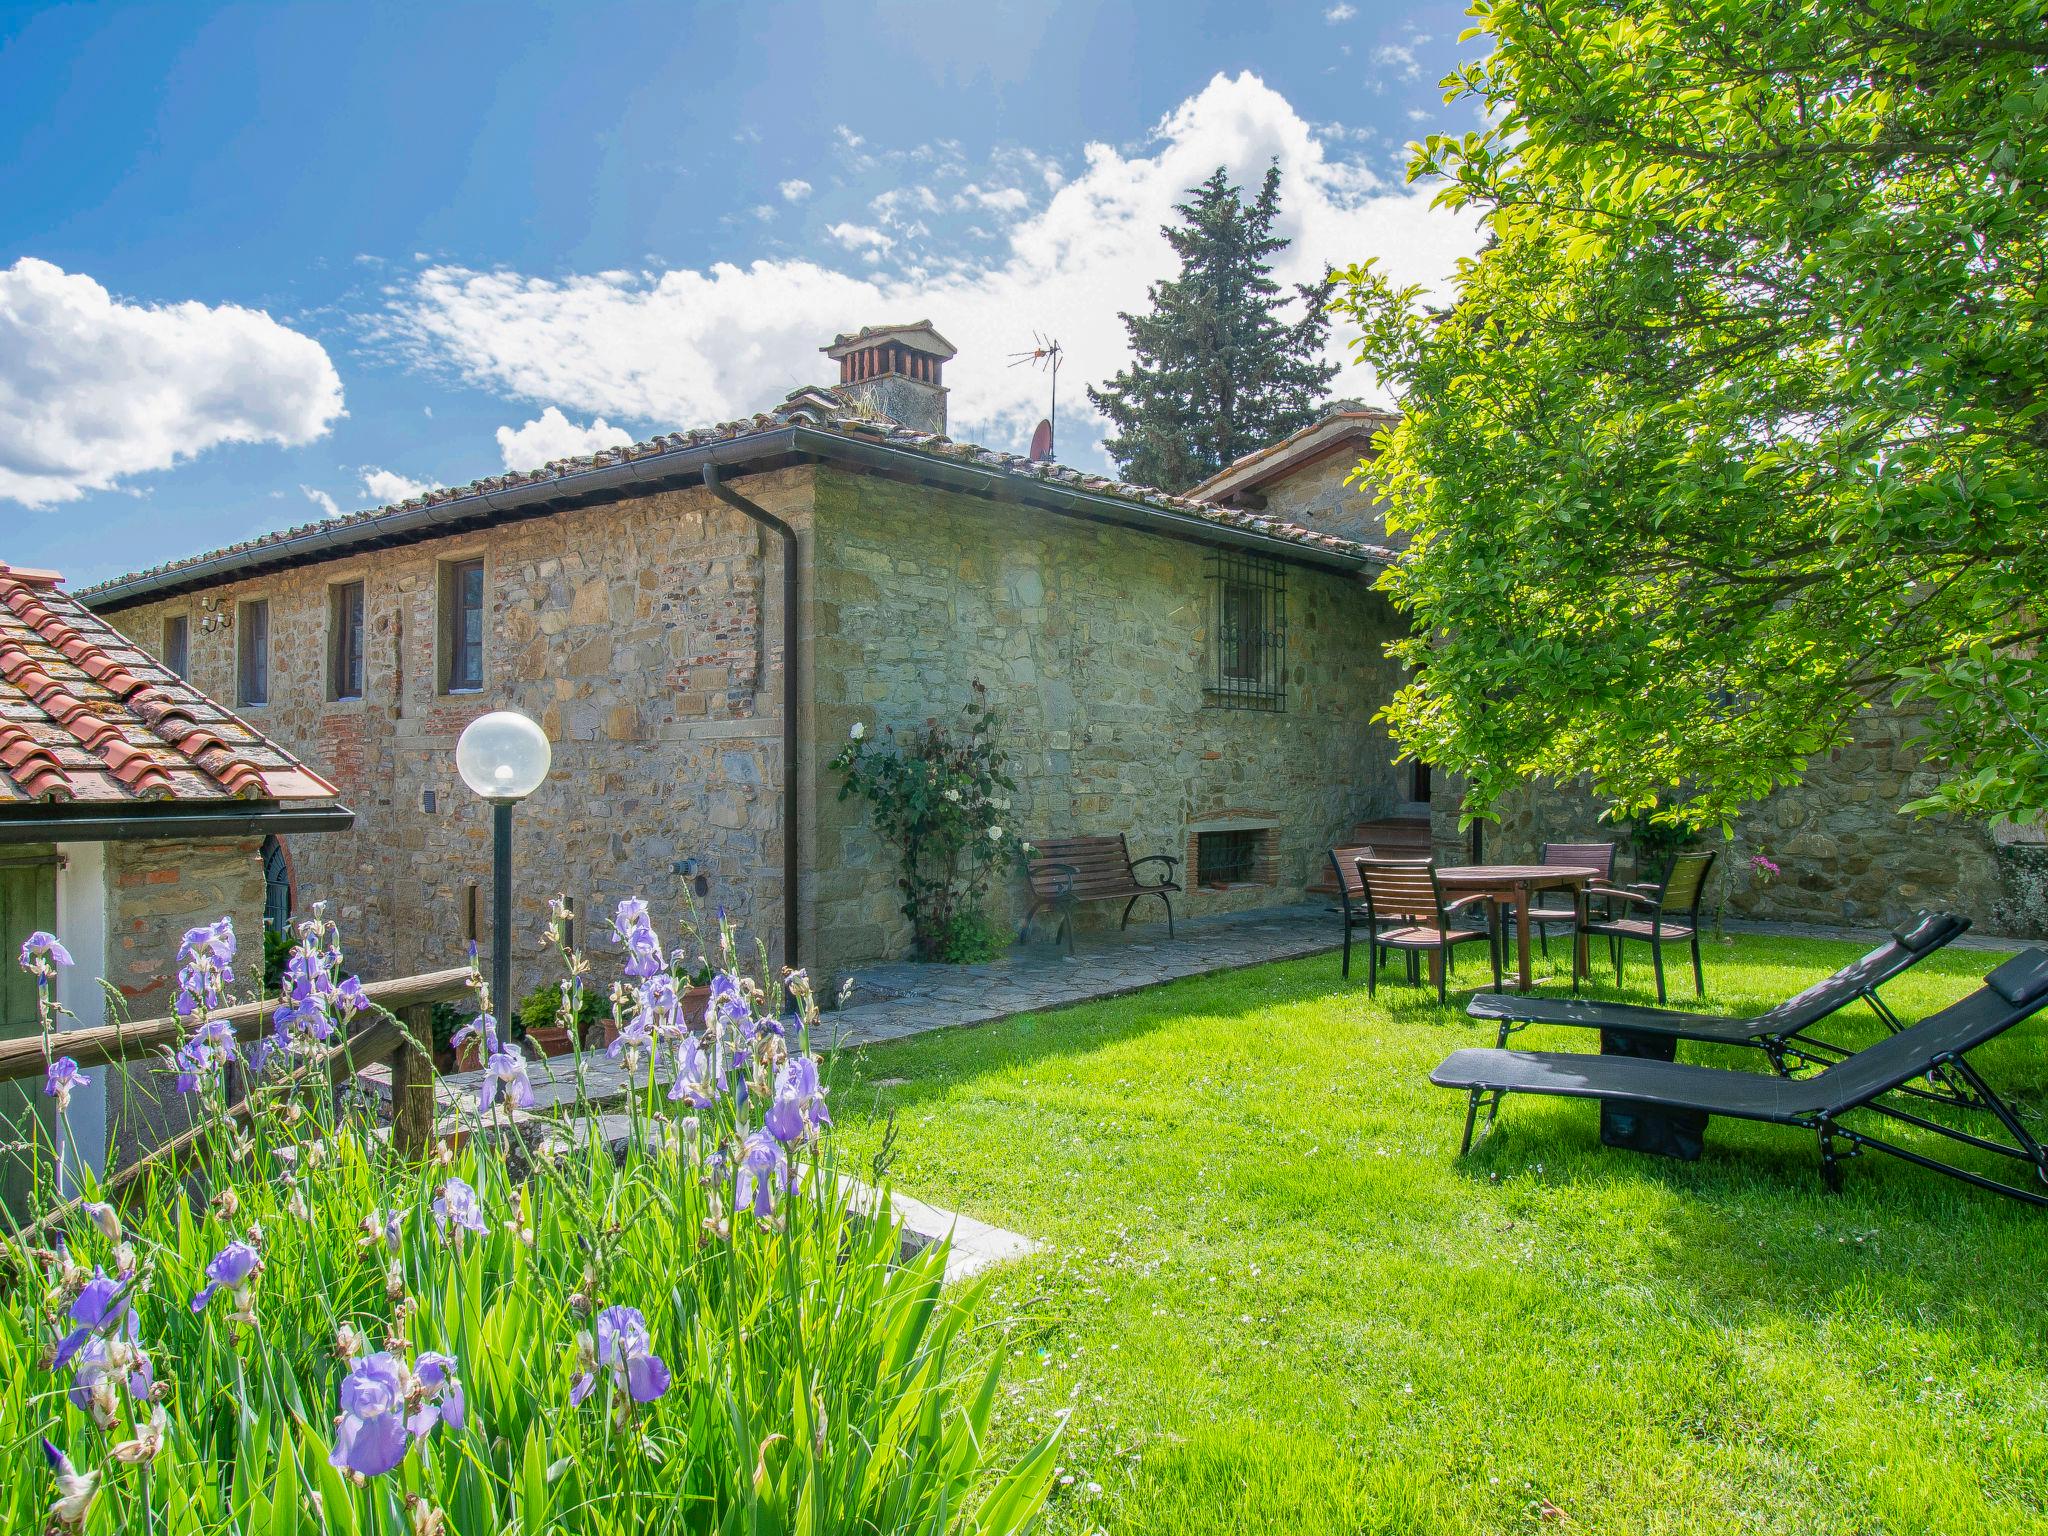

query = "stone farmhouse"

[
  {"left": 83, "top": 324, "right": 1414, "bottom": 994},
  {"left": 1190, "top": 413, "right": 2048, "bottom": 938},
  {"left": 0, "top": 560, "right": 349, "bottom": 1189}
]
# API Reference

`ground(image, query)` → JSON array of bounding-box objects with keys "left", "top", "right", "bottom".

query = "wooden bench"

[{"left": 1025, "top": 834, "right": 1181, "bottom": 951}]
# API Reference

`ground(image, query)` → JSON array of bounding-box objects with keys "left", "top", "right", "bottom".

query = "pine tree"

[{"left": 1088, "top": 163, "right": 1339, "bottom": 492}]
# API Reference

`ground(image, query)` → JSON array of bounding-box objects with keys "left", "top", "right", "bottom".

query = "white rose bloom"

[
  {"left": 943, "top": 787, "right": 961, "bottom": 802},
  {"left": 988, "top": 826, "right": 1004, "bottom": 840},
  {"left": 849, "top": 721, "right": 865, "bottom": 740}
]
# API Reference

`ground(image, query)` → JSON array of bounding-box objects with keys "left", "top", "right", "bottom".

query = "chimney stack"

[{"left": 822, "top": 320, "right": 955, "bottom": 436}]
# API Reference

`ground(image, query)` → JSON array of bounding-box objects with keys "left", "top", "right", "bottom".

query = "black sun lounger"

[
  {"left": 1466, "top": 911, "right": 1970, "bottom": 1081},
  {"left": 1431, "top": 949, "right": 2048, "bottom": 1206}
]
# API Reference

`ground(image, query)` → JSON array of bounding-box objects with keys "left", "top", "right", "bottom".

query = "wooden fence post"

[{"left": 390, "top": 1002, "right": 437, "bottom": 1160}]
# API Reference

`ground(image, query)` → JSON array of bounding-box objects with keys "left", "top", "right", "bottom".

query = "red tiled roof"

[
  {"left": 80, "top": 394, "right": 1396, "bottom": 607},
  {"left": 0, "top": 563, "right": 339, "bottom": 809}
]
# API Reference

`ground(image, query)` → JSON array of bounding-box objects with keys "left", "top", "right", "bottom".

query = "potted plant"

[{"left": 519, "top": 981, "right": 604, "bottom": 1057}]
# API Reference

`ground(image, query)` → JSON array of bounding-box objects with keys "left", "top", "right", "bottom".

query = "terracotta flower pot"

[{"left": 526, "top": 1024, "right": 573, "bottom": 1059}]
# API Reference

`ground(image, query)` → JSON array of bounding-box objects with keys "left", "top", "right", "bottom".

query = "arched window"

[{"left": 261, "top": 835, "right": 293, "bottom": 933}]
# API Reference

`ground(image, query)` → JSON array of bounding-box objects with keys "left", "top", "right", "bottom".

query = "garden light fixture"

[{"left": 456, "top": 710, "right": 551, "bottom": 1025}]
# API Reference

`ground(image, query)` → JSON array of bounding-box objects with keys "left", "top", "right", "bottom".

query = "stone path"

[
  {"left": 396, "top": 901, "right": 1344, "bottom": 1117},
  {"left": 825, "top": 901, "right": 1341, "bottom": 1047}
]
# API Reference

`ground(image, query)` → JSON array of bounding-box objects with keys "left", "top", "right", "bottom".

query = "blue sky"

[{"left": 1, "top": 0, "right": 1483, "bottom": 586}]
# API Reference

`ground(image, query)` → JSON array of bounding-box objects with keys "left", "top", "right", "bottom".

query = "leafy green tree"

[
  {"left": 1091, "top": 164, "right": 1338, "bottom": 492},
  {"left": 1337, "top": 0, "right": 2047, "bottom": 829}
]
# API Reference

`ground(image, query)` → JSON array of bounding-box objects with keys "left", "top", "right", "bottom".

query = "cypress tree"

[{"left": 1089, "top": 163, "right": 1338, "bottom": 492}]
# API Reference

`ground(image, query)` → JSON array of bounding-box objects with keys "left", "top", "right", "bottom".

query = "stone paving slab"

[{"left": 825, "top": 902, "right": 1341, "bottom": 1050}]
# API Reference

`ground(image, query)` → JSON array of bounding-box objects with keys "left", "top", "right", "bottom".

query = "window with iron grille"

[
  {"left": 1206, "top": 550, "right": 1286, "bottom": 710},
  {"left": 1196, "top": 828, "right": 1260, "bottom": 886}
]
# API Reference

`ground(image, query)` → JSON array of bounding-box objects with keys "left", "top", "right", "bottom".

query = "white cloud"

[
  {"left": 0, "top": 257, "right": 344, "bottom": 508},
  {"left": 361, "top": 466, "right": 429, "bottom": 503},
  {"left": 301, "top": 484, "right": 341, "bottom": 517},
  {"left": 383, "top": 73, "right": 1481, "bottom": 464},
  {"left": 825, "top": 222, "right": 895, "bottom": 254},
  {"left": 1373, "top": 43, "right": 1422, "bottom": 81},
  {"left": 750, "top": 204, "right": 777, "bottom": 223},
  {"left": 954, "top": 184, "right": 1030, "bottom": 215},
  {"left": 495, "top": 406, "right": 634, "bottom": 470},
  {"left": 1325, "top": 3, "right": 1357, "bottom": 19},
  {"left": 778, "top": 179, "right": 813, "bottom": 203}
]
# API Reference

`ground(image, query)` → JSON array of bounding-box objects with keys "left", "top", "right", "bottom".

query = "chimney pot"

[{"left": 821, "top": 320, "right": 956, "bottom": 435}]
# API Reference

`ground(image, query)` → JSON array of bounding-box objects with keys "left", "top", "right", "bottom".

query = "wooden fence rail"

[{"left": 2, "top": 968, "right": 473, "bottom": 1243}]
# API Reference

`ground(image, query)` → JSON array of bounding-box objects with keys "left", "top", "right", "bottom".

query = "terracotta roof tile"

[
  {"left": 80, "top": 392, "right": 1396, "bottom": 604},
  {"left": 0, "top": 562, "right": 340, "bottom": 810}
]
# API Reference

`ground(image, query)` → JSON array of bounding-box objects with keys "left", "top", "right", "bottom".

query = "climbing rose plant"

[
  {"left": 831, "top": 683, "right": 1023, "bottom": 962},
  {"left": 1, "top": 903, "right": 1060, "bottom": 1534}
]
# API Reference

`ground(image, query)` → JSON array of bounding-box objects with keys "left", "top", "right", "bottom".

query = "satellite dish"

[{"left": 1028, "top": 418, "right": 1054, "bottom": 462}]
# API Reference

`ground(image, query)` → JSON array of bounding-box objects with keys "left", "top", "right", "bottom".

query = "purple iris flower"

[
  {"left": 53, "top": 1268, "right": 137, "bottom": 1369},
  {"left": 607, "top": 1009, "right": 652, "bottom": 1062},
  {"left": 764, "top": 1054, "right": 831, "bottom": 1145},
  {"left": 42, "top": 1438, "right": 97, "bottom": 1527},
  {"left": 736, "top": 1131, "right": 789, "bottom": 1222},
  {"left": 410, "top": 1351, "right": 467, "bottom": 1436},
  {"left": 174, "top": 917, "right": 236, "bottom": 1018},
  {"left": 190, "top": 1240, "right": 261, "bottom": 1313},
  {"left": 478, "top": 1043, "right": 534, "bottom": 1114},
  {"left": 431, "top": 1178, "right": 490, "bottom": 1240},
  {"left": 450, "top": 1013, "right": 499, "bottom": 1059},
  {"left": 269, "top": 920, "right": 365, "bottom": 1057},
  {"left": 19, "top": 930, "right": 73, "bottom": 973},
  {"left": 611, "top": 900, "right": 666, "bottom": 980},
  {"left": 172, "top": 1017, "right": 238, "bottom": 1095},
  {"left": 80, "top": 1201, "right": 121, "bottom": 1244},
  {"left": 640, "top": 973, "right": 681, "bottom": 1040},
  {"left": 572, "top": 1305, "right": 670, "bottom": 1406},
  {"left": 665, "top": 1036, "right": 722, "bottom": 1108},
  {"left": 329, "top": 1352, "right": 412, "bottom": 1478},
  {"left": 67, "top": 1334, "right": 154, "bottom": 1413},
  {"left": 43, "top": 1057, "right": 88, "bottom": 1113}
]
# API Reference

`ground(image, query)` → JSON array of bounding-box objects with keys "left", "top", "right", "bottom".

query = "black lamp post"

[{"left": 455, "top": 710, "right": 551, "bottom": 1021}]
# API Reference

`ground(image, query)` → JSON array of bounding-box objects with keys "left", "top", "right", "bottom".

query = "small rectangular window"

[
  {"left": 162, "top": 615, "right": 189, "bottom": 679},
  {"left": 1205, "top": 551, "right": 1286, "bottom": 711},
  {"left": 237, "top": 600, "right": 269, "bottom": 707},
  {"left": 329, "top": 581, "right": 366, "bottom": 700},
  {"left": 442, "top": 559, "right": 485, "bottom": 693}
]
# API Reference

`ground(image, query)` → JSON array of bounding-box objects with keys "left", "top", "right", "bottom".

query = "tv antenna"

[{"left": 1008, "top": 333, "right": 1062, "bottom": 460}]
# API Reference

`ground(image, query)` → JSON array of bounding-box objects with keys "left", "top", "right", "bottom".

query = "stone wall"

[
  {"left": 104, "top": 468, "right": 814, "bottom": 992},
  {"left": 1429, "top": 707, "right": 2048, "bottom": 937},
  {"left": 1246, "top": 445, "right": 1403, "bottom": 552},
  {"left": 102, "top": 836, "right": 266, "bottom": 1168},
  {"left": 805, "top": 465, "right": 1409, "bottom": 976}
]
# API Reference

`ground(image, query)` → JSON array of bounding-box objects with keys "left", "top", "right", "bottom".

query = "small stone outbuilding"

[{"left": 0, "top": 561, "right": 351, "bottom": 1192}]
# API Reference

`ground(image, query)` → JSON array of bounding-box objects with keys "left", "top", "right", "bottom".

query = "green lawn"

[{"left": 830, "top": 933, "right": 2048, "bottom": 1535}]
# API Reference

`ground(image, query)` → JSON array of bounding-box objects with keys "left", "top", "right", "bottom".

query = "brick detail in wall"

[{"left": 1187, "top": 810, "right": 1282, "bottom": 890}]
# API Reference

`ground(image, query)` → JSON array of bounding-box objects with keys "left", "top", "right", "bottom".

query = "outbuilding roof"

[
  {"left": 80, "top": 396, "right": 1396, "bottom": 611},
  {"left": 1186, "top": 403, "right": 1401, "bottom": 507},
  {"left": 0, "top": 563, "right": 340, "bottom": 812}
]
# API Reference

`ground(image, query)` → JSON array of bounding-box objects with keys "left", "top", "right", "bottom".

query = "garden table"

[{"left": 1436, "top": 864, "right": 1599, "bottom": 991}]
